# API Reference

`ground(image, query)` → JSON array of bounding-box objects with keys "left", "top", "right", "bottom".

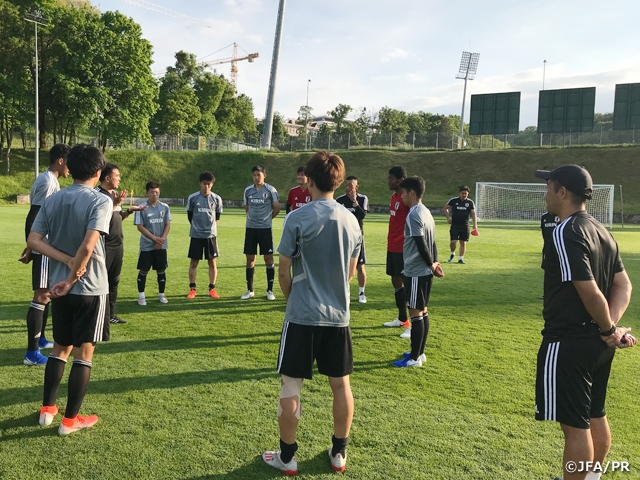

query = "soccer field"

[{"left": 1, "top": 205, "right": 639, "bottom": 480}]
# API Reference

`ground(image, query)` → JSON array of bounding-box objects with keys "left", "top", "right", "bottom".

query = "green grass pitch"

[{"left": 0, "top": 205, "right": 639, "bottom": 479}]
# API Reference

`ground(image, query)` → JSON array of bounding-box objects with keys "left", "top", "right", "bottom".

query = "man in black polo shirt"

[
  {"left": 534, "top": 164, "right": 635, "bottom": 480},
  {"left": 96, "top": 164, "right": 147, "bottom": 324},
  {"left": 443, "top": 186, "right": 478, "bottom": 264}
]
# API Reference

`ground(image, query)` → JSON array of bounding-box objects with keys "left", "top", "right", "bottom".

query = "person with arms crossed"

[
  {"left": 28, "top": 144, "right": 113, "bottom": 434},
  {"left": 262, "top": 151, "right": 362, "bottom": 475},
  {"left": 20, "top": 144, "right": 70, "bottom": 366},
  {"left": 533, "top": 164, "right": 635, "bottom": 480},
  {"left": 134, "top": 181, "right": 171, "bottom": 306},
  {"left": 241, "top": 165, "right": 280, "bottom": 301},
  {"left": 336, "top": 176, "right": 369, "bottom": 303},
  {"left": 186, "top": 172, "right": 223, "bottom": 299},
  {"left": 392, "top": 176, "right": 444, "bottom": 368},
  {"left": 96, "top": 163, "right": 147, "bottom": 324},
  {"left": 285, "top": 166, "right": 311, "bottom": 213},
  {"left": 443, "top": 185, "right": 478, "bottom": 264},
  {"left": 383, "top": 166, "right": 411, "bottom": 332}
]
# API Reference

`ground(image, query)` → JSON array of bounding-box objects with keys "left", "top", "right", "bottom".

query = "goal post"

[{"left": 475, "top": 182, "right": 614, "bottom": 228}]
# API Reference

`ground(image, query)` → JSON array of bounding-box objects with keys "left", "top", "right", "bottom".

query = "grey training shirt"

[
  {"left": 31, "top": 170, "right": 60, "bottom": 206},
  {"left": 243, "top": 183, "right": 279, "bottom": 228},
  {"left": 277, "top": 198, "right": 362, "bottom": 327},
  {"left": 31, "top": 183, "right": 112, "bottom": 295},
  {"left": 186, "top": 191, "right": 223, "bottom": 238},
  {"left": 134, "top": 201, "right": 172, "bottom": 251},
  {"left": 403, "top": 203, "right": 436, "bottom": 278}
]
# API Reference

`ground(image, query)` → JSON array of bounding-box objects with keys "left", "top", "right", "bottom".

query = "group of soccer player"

[{"left": 17, "top": 143, "right": 636, "bottom": 479}]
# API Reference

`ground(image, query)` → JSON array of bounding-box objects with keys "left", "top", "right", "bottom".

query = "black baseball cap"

[{"left": 535, "top": 164, "right": 593, "bottom": 200}]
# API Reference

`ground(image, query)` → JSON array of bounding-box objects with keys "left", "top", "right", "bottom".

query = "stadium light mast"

[
  {"left": 24, "top": 11, "right": 49, "bottom": 179},
  {"left": 455, "top": 51, "right": 480, "bottom": 149},
  {"left": 261, "top": 0, "right": 287, "bottom": 149}
]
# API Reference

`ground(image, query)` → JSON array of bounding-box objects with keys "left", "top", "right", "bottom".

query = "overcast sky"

[{"left": 97, "top": 0, "right": 640, "bottom": 128}]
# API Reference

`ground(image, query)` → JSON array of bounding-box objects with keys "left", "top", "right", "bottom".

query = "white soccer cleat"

[
  {"left": 158, "top": 294, "right": 168, "bottom": 304},
  {"left": 328, "top": 448, "right": 347, "bottom": 472},
  {"left": 400, "top": 328, "right": 411, "bottom": 339},
  {"left": 358, "top": 293, "right": 367, "bottom": 304},
  {"left": 262, "top": 450, "right": 298, "bottom": 476},
  {"left": 39, "top": 405, "right": 58, "bottom": 426},
  {"left": 137, "top": 295, "right": 146, "bottom": 306},
  {"left": 266, "top": 290, "right": 276, "bottom": 301},
  {"left": 240, "top": 291, "right": 254, "bottom": 300},
  {"left": 384, "top": 318, "right": 405, "bottom": 327}
]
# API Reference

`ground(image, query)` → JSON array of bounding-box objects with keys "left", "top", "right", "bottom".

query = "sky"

[{"left": 96, "top": 0, "right": 640, "bottom": 128}]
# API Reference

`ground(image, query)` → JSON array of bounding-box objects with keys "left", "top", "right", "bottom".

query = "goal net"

[{"left": 475, "top": 182, "right": 614, "bottom": 228}]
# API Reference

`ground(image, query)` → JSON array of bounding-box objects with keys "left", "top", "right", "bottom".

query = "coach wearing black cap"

[{"left": 533, "top": 164, "right": 635, "bottom": 480}]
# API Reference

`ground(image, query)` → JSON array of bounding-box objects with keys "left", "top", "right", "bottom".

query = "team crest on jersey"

[
  {"left": 305, "top": 196, "right": 310, "bottom": 202},
  {"left": 465, "top": 202, "right": 469, "bottom": 207},
  {"left": 262, "top": 192, "right": 269, "bottom": 199},
  {"left": 395, "top": 201, "right": 400, "bottom": 210},
  {"left": 160, "top": 210, "right": 165, "bottom": 218}
]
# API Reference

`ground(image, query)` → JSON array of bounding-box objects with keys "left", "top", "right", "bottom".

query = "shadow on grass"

[{"left": 0, "top": 413, "right": 60, "bottom": 441}]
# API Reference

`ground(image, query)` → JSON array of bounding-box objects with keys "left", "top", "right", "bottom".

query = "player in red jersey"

[
  {"left": 286, "top": 167, "right": 311, "bottom": 213},
  {"left": 383, "top": 166, "right": 411, "bottom": 330}
]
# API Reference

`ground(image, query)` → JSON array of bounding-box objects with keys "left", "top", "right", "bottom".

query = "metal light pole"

[
  {"left": 455, "top": 51, "right": 480, "bottom": 149},
  {"left": 304, "top": 79, "right": 311, "bottom": 150},
  {"left": 261, "top": 0, "right": 287, "bottom": 149},
  {"left": 540, "top": 60, "right": 546, "bottom": 147},
  {"left": 24, "top": 11, "right": 49, "bottom": 179}
]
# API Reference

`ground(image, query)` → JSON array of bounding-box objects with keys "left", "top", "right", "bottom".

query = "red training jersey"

[
  {"left": 388, "top": 192, "right": 409, "bottom": 252},
  {"left": 286, "top": 186, "right": 311, "bottom": 211}
]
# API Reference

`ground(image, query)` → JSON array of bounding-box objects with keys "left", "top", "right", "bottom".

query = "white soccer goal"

[{"left": 475, "top": 182, "right": 615, "bottom": 228}]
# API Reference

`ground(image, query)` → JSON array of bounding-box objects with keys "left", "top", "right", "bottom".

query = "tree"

[
  {"left": 163, "top": 85, "right": 200, "bottom": 137},
  {"left": 257, "top": 112, "right": 288, "bottom": 146},
  {"left": 329, "top": 103, "right": 352, "bottom": 134},
  {"left": 378, "top": 107, "right": 410, "bottom": 139}
]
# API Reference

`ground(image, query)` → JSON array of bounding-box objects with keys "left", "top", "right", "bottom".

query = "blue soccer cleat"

[
  {"left": 38, "top": 337, "right": 54, "bottom": 349},
  {"left": 24, "top": 350, "right": 48, "bottom": 366}
]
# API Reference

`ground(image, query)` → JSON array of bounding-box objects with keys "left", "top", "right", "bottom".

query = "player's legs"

[
  {"left": 207, "top": 258, "right": 217, "bottom": 285},
  {"left": 561, "top": 423, "right": 593, "bottom": 480},
  {"left": 589, "top": 416, "right": 611, "bottom": 467},
  {"left": 278, "top": 375, "right": 302, "bottom": 444},
  {"left": 63, "top": 342, "right": 96, "bottom": 420},
  {"left": 329, "top": 375, "right": 353, "bottom": 439},
  {"left": 27, "top": 288, "right": 50, "bottom": 351},
  {"left": 264, "top": 253, "right": 275, "bottom": 296},
  {"left": 106, "top": 246, "right": 124, "bottom": 323},
  {"left": 188, "top": 259, "right": 199, "bottom": 284},
  {"left": 357, "top": 264, "right": 366, "bottom": 289},
  {"left": 449, "top": 240, "right": 457, "bottom": 261},
  {"left": 459, "top": 240, "right": 467, "bottom": 258}
]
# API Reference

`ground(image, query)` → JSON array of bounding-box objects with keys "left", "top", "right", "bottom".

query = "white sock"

[
  {"left": 359, "top": 287, "right": 365, "bottom": 295},
  {"left": 450, "top": 251, "right": 455, "bottom": 257},
  {"left": 585, "top": 473, "right": 601, "bottom": 480},
  {"left": 459, "top": 256, "right": 464, "bottom": 261},
  {"left": 138, "top": 292, "right": 145, "bottom": 298}
]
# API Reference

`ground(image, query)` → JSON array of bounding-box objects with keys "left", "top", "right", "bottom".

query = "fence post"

[
  {"left": 436, "top": 132, "right": 439, "bottom": 149},
  {"left": 368, "top": 135, "right": 371, "bottom": 148},
  {"left": 451, "top": 135, "right": 453, "bottom": 150},
  {"left": 600, "top": 126, "right": 603, "bottom": 145},
  {"left": 480, "top": 134, "right": 482, "bottom": 150},
  {"left": 328, "top": 133, "right": 331, "bottom": 150},
  {"left": 348, "top": 133, "right": 350, "bottom": 150},
  {"left": 390, "top": 132, "right": 393, "bottom": 149},
  {"left": 412, "top": 131, "right": 415, "bottom": 150}
]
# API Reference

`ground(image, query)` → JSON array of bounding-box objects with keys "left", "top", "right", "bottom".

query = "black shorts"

[
  {"left": 188, "top": 237, "right": 219, "bottom": 260},
  {"left": 137, "top": 250, "right": 168, "bottom": 271},
  {"left": 357, "top": 240, "right": 367, "bottom": 265},
  {"left": 450, "top": 225, "right": 470, "bottom": 242},
  {"left": 31, "top": 253, "right": 49, "bottom": 290},
  {"left": 535, "top": 336, "right": 615, "bottom": 429},
  {"left": 386, "top": 251, "right": 404, "bottom": 277},
  {"left": 403, "top": 275, "right": 433, "bottom": 311},
  {"left": 51, "top": 294, "right": 110, "bottom": 347},
  {"left": 243, "top": 228, "right": 274, "bottom": 255},
  {"left": 277, "top": 321, "right": 353, "bottom": 379}
]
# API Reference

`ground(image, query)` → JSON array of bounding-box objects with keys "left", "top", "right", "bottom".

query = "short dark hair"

[
  {"left": 49, "top": 144, "right": 71, "bottom": 165},
  {"left": 346, "top": 175, "right": 358, "bottom": 182},
  {"left": 297, "top": 166, "right": 306, "bottom": 174},
  {"left": 304, "top": 151, "right": 345, "bottom": 193},
  {"left": 400, "top": 176, "right": 425, "bottom": 199},
  {"left": 100, "top": 163, "right": 120, "bottom": 182},
  {"left": 146, "top": 181, "right": 160, "bottom": 192},
  {"left": 459, "top": 185, "right": 470, "bottom": 192},
  {"left": 67, "top": 144, "right": 105, "bottom": 181},
  {"left": 550, "top": 179, "right": 585, "bottom": 206},
  {"left": 252, "top": 165, "right": 265, "bottom": 174},
  {"left": 388, "top": 165, "right": 407, "bottom": 180},
  {"left": 199, "top": 171, "right": 215, "bottom": 183}
]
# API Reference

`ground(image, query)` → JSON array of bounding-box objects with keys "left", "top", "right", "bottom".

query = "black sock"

[
  {"left": 26, "top": 302, "right": 46, "bottom": 351},
  {"left": 64, "top": 360, "right": 92, "bottom": 419},
  {"left": 266, "top": 264, "right": 275, "bottom": 292},
  {"left": 43, "top": 355, "right": 67, "bottom": 406},
  {"left": 410, "top": 316, "right": 424, "bottom": 360},
  {"left": 394, "top": 288, "right": 407, "bottom": 321},
  {"left": 331, "top": 435, "right": 349, "bottom": 457},
  {"left": 189, "top": 283, "right": 196, "bottom": 290},
  {"left": 41, "top": 302, "right": 49, "bottom": 338},
  {"left": 279, "top": 439, "right": 298, "bottom": 464},
  {"left": 209, "top": 283, "right": 215, "bottom": 290},
  {"left": 420, "top": 313, "right": 430, "bottom": 355},
  {"left": 137, "top": 272, "right": 147, "bottom": 293},
  {"left": 246, "top": 267, "right": 254, "bottom": 292},
  {"left": 157, "top": 271, "right": 166, "bottom": 294}
]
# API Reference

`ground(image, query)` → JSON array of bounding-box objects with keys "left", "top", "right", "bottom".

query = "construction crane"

[{"left": 201, "top": 43, "right": 259, "bottom": 90}]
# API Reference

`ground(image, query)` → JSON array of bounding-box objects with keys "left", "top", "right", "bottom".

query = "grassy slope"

[
  {"left": 2, "top": 146, "right": 640, "bottom": 212},
  {"left": 0, "top": 205, "right": 639, "bottom": 479}
]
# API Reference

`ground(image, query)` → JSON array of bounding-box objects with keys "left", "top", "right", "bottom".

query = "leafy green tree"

[
  {"left": 163, "top": 85, "right": 200, "bottom": 137},
  {"left": 257, "top": 112, "right": 288, "bottom": 146},
  {"left": 378, "top": 107, "right": 410, "bottom": 138},
  {"left": 329, "top": 103, "right": 352, "bottom": 134}
]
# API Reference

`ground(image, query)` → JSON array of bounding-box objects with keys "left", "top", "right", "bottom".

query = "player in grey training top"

[
  {"left": 28, "top": 144, "right": 112, "bottom": 435},
  {"left": 186, "top": 172, "right": 223, "bottom": 299},
  {"left": 392, "top": 176, "right": 444, "bottom": 369},
  {"left": 241, "top": 165, "right": 280, "bottom": 300},
  {"left": 20, "top": 144, "right": 71, "bottom": 366},
  {"left": 134, "top": 181, "right": 172, "bottom": 305},
  {"left": 263, "top": 151, "right": 361, "bottom": 476}
]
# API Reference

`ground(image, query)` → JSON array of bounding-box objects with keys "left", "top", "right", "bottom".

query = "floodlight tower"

[
  {"left": 24, "top": 10, "right": 49, "bottom": 179},
  {"left": 455, "top": 51, "right": 480, "bottom": 148},
  {"left": 262, "top": 0, "right": 287, "bottom": 149}
]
